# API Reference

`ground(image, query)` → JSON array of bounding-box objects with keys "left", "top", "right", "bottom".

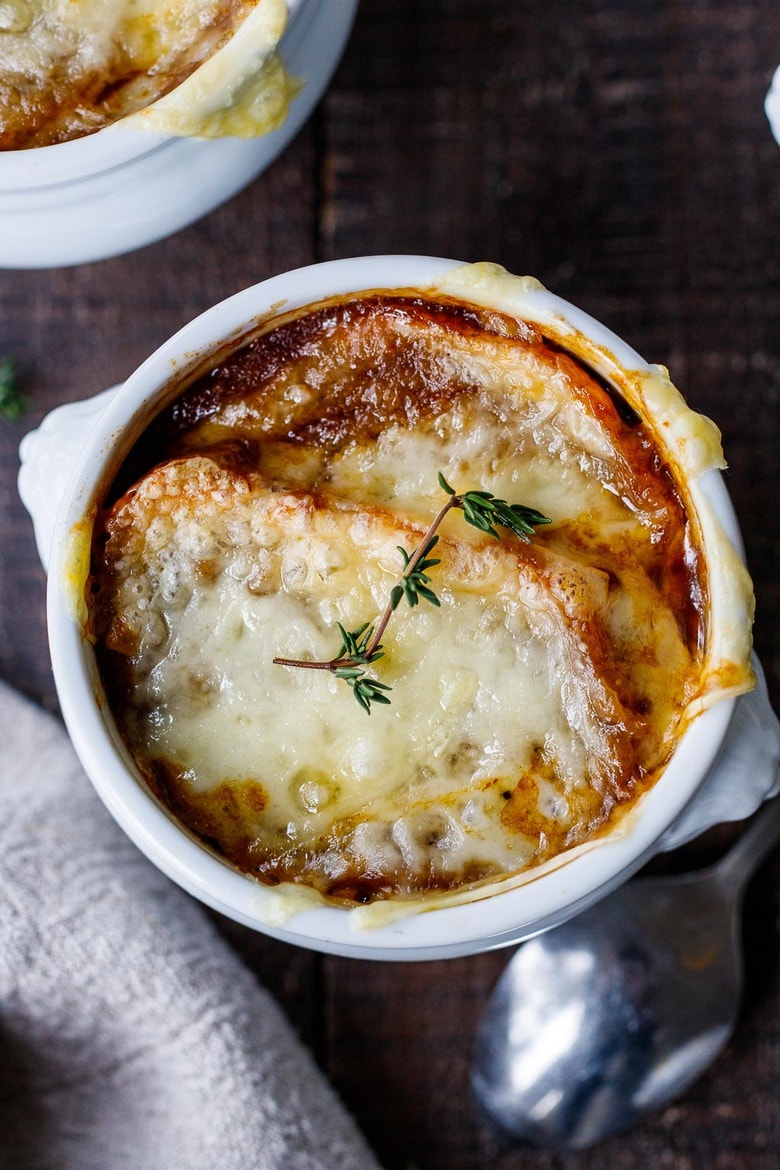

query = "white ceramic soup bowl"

[
  {"left": 40, "top": 256, "right": 779, "bottom": 960},
  {"left": 0, "top": 0, "right": 357, "bottom": 268}
]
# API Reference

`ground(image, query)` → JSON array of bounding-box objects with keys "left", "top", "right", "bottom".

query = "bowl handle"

[
  {"left": 19, "top": 385, "right": 780, "bottom": 844},
  {"left": 657, "top": 654, "right": 780, "bottom": 850},
  {"left": 18, "top": 384, "right": 121, "bottom": 571}
]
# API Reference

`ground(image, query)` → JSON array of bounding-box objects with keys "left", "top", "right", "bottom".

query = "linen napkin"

[{"left": 0, "top": 681, "right": 381, "bottom": 1170}]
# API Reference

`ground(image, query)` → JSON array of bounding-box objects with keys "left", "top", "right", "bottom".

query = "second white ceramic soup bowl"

[{"left": 0, "top": 0, "right": 357, "bottom": 268}]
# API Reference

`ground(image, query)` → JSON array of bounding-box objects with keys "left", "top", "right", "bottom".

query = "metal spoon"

[{"left": 471, "top": 796, "right": 780, "bottom": 1150}]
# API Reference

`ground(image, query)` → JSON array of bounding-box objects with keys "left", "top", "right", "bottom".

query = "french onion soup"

[
  {"left": 0, "top": 0, "right": 293, "bottom": 149},
  {"left": 86, "top": 265, "right": 754, "bottom": 915}
]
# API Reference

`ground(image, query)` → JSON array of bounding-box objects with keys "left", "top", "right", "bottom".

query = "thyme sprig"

[{"left": 273, "top": 474, "right": 551, "bottom": 712}]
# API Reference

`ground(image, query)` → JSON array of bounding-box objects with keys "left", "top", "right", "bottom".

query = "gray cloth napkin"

[{"left": 0, "top": 681, "right": 381, "bottom": 1170}]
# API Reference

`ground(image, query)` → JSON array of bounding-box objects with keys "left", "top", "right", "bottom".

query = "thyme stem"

[{"left": 269, "top": 657, "right": 341, "bottom": 670}]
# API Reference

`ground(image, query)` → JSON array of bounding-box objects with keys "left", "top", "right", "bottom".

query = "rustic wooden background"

[{"left": 1, "top": 1, "right": 778, "bottom": 1167}]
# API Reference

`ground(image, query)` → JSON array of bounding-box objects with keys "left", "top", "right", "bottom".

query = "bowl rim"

[
  {"left": 0, "top": 0, "right": 308, "bottom": 190},
  {"left": 46, "top": 255, "right": 737, "bottom": 959}
]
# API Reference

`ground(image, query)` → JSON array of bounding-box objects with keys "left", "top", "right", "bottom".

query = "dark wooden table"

[{"left": 1, "top": 2, "right": 778, "bottom": 1167}]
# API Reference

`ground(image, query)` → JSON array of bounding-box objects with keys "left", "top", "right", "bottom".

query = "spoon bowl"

[{"left": 471, "top": 796, "right": 780, "bottom": 1150}]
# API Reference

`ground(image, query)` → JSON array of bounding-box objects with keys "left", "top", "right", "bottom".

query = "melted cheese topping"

[
  {"left": 0, "top": 0, "right": 291, "bottom": 148},
  {"left": 89, "top": 274, "right": 754, "bottom": 912}
]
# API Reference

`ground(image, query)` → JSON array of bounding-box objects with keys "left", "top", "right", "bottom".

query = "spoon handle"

[{"left": 715, "top": 792, "right": 780, "bottom": 894}]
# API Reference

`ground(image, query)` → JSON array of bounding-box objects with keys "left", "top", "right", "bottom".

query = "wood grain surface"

[{"left": 1, "top": 2, "right": 778, "bottom": 1167}]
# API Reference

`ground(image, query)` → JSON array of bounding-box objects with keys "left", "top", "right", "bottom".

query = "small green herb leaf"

[
  {"left": 390, "top": 584, "right": 405, "bottom": 611},
  {"left": 347, "top": 674, "right": 393, "bottom": 714},
  {"left": 335, "top": 622, "right": 384, "bottom": 665},
  {"left": 396, "top": 535, "right": 441, "bottom": 609},
  {"left": 0, "top": 357, "right": 26, "bottom": 421},
  {"left": 458, "top": 488, "right": 551, "bottom": 543}
]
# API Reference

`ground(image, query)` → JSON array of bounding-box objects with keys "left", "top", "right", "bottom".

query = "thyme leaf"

[
  {"left": 335, "top": 622, "right": 384, "bottom": 665},
  {"left": 346, "top": 675, "right": 393, "bottom": 714},
  {"left": 395, "top": 536, "right": 441, "bottom": 609},
  {"left": 0, "top": 358, "right": 26, "bottom": 421}
]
